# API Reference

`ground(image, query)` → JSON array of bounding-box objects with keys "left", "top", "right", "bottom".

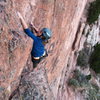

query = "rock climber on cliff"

[{"left": 17, "top": 12, "right": 52, "bottom": 68}]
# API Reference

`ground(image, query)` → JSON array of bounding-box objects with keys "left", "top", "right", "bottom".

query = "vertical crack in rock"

[{"left": 72, "top": 22, "right": 86, "bottom": 51}]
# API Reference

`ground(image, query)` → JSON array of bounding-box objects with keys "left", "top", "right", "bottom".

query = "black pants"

[{"left": 32, "top": 51, "right": 48, "bottom": 68}]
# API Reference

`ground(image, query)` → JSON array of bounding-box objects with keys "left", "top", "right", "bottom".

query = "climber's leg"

[
  {"left": 43, "top": 49, "right": 48, "bottom": 57},
  {"left": 32, "top": 58, "right": 41, "bottom": 68},
  {"left": 31, "top": 50, "right": 48, "bottom": 68}
]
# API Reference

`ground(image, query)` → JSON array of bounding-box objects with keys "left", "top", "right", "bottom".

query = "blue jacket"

[{"left": 24, "top": 28, "right": 45, "bottom": 57}]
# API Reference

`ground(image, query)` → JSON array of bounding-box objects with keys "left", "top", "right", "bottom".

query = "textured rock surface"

[
  {"left": 0, "top": 0, "right": 88, "bottom": 100},
  {"left": 86, "top": 15, "right": 100, "bottom": 46},
  {"left": 56, "top": 14, "right": 100, "bottom": 100},
  {"left": 0, "top": 0, "right": 32, "bottom": 99}
]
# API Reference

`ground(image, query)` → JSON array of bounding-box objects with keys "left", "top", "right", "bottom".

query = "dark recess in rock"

[
  {"left": 0, "top": 4, "right": 5, "bottom": 13},
  {"left": 0, "top": 0, "right": 6, "bottom": 2}
]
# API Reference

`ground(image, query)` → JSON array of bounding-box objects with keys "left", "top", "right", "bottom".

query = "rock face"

[
  {"left": 0, "top": 0, "right": 88, "bottom": 99},
  {"left": 86, "top": 15, "right": 100, "bottom": 46}
]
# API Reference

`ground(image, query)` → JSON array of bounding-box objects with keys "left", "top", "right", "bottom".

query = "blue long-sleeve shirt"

[{"left": 24, "top": 28, "right": 45, "bottom": 57}]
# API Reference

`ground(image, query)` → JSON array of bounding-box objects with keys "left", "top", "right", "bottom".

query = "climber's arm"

[
  {"left": 24, "top": 28, "right": 36, "bottom": 40},
  {"left": 17, "top": 12, "right": 36, "bottom": 40},
  {"left": 30, "top": 23, "right": 42, "bottom": 36},
  {"left": 17, "top": 12, "right": 28, "bottom": 29},
  {"left": 30, "top": 23, "right": 38, "bottom": 33}
]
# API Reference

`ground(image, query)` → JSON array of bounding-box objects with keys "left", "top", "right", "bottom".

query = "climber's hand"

[
  {"left": 30, "top": 22, "right": 34, "bottom": 26},
  {"left": 17, "top": 12, "right": 28, "bottom": 29},
  {"left": 17, "top": 12, "right": 23, "bottom": 19},
  {"left": 30, "top": 22, "right": 39, "bottom": 34},
  {"left": 30, "top": 22, "right": 37, "bottom": 30}
]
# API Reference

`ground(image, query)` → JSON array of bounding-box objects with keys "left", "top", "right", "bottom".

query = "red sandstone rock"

[{"left": 0, "top": 0, "right": 88, "bottom": 99}]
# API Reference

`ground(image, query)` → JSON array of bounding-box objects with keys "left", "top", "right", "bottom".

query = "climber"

[{"left": 17, "top": 12, "right": 52, "bottom": 68}]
